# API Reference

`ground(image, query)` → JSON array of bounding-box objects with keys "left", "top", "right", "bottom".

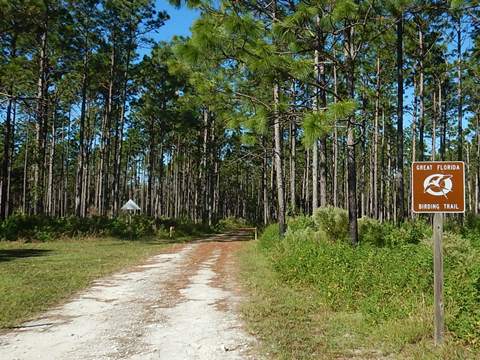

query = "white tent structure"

[{"left": 121, "top": 199, "right": 141, "bottom": 212}]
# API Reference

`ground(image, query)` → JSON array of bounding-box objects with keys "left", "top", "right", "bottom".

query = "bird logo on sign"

[{"left": 423, "top": 174, "right": 453, "bottom": 198}]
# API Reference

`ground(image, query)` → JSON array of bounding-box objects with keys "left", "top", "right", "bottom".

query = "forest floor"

[{"left": 0, "top": 230, "right": 257, "bottom": 360}]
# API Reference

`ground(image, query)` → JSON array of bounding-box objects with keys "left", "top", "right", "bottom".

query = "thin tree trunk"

[
  {"left": 113, "top": 37, "right": 133, "bottom": 216},
  {"left": 289, "top": 93, "right": 296, "bottom": 214},
  {"left": 439, "top": 82, "right": 445, "bottom": 161},
  {"left": 272, "top": 0, "right": 285, "bottom": 235},
  {"left": 34, "top": 16, "right": 49, "bottom": 215},
  {"left": 412, "top": 74, "right": 417, "bottom": 163},
  {"left": 418, "top": 27, "right": 425, "bottom": 161},
  {"left": 273, "top": 82, "right": 286, "bottom": 235},
  {"left": 457, "top": 15, "right": 463, "bottom": 161},
  {"left": 201, "top": 109, "right": 209, "bottom": 222},
  {"left": 22, "top": 122, "right": 30, "bottom": 214},
  {"left": 432, "top": 89, "right": 437, "bottom": 161},
  {"left": 100, "top": 41, "right": 115, "bottom": 216},
  {"left": 263, "top": 137, "right": 269, "bottom": 225},
  {"left": 333, "top": 60, "right": 338, "bottom": 208},
  {"left": 312, "top": 139, "right": 318, "bottom": 212},
  {"left": 47, "top": 102, "right": 57, "bottom": 215},
  {"left": 373, "top": 55, "right": 380, "bottom": 218},
  {"left": 396, "top": 13, "right": 405, "bottom": 222},
  {"left": 318, "top": 26, "right": 327, "bottom": 208},
  {"left": 75, "top": 50, "right": 89, "bottom": 217},
  {"left": 345, "top": 25, "right": 358, "bottom": 245},
  {"left": 476, "top": 113, "right": 480, "bottom": 214},
  {"left": 147, "top": 117, "right": 156, "bottom": 216},
  {"left": 1, "top": 96, "right": 13, "bottom": 220}
]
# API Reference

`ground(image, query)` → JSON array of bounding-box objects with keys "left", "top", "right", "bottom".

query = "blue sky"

[
  {"left": 137, "top": 1, "right": 199, "bottom": 58},
  {"left": 154, "top": 1, "right": 199, "bottom": 41},
  {"left": 138, "top": 0, "right": 200, "bottom": 59}
]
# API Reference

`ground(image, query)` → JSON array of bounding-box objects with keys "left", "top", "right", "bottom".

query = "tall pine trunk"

[
  {"left": 345, "top": 26, "right": 358, "bottom": 245},
  {"left": 396, "top": 13, "right": 405, "bottom": 222},
  {"left": 273, "top": 82, "right": 286, "bottom": 235},
  {"left": 75, "top": 49, "right": 88, "bottom": 217},
  {"left": 319, "top": 31, "right": 327, "bottom": 208},
  {"left": 373, "top": 55, "right": 380, "bottom": 219},
  {"left": 34, "top": 15, "right": 49, "bottom": 215},
  {"left": 418, "top": 27, "right": 425, "bottom": 161},
  {"left": 457, "top": 15, "right": 463, "bottom": 161}
]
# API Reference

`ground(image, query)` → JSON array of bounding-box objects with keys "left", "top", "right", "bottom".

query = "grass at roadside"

[
  {"left": 239, "top": 242, "right": 479, "bottom": 360},
  {"left": 0, "top": 236, "right": 182, "bottom": 328}
]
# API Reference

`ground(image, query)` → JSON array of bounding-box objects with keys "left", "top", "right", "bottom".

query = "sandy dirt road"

[{"left": 0, "top": 230, "right": 256, "bottom": 360}]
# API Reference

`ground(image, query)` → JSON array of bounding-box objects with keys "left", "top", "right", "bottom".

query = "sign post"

[
  {"left": 433, "top": 212, "right": 444, "bottom": 345},
  {"left": 411, "top": 161, "right": 465, "bottom": 346}
]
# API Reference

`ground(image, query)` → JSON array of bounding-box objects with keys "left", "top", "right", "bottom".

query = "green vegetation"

[
  {"left": 0, "top": 237, "right": 170, "bottom": 328},
  {"left": 240, "top": 210, "right": 480, "bottom": 359},
  {"left": 215, "top": 217, "right": 250, "bottom": 231},
  {"left": 0, "top": 214, "right": 214, "bottom": 241}
]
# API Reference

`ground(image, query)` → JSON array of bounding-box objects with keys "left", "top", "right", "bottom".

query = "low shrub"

[
  {"left": 286, "top": 215, "right": 316, "bottom": 235},
  {"left": 258, "top": 217, "right": 480, "bottom": 344},
  {"left": 383, "top": 218, "right": 431, "bottom": 247},
  {"left": 313, "top": 206, "right": 349, "bottom": 242},
  {"left": 462, "top": 214, "right": 480, "bottom": 249},
  {"left": 465, "top": 213, "right": 480, "bottom": 233},
  {"left": 358, "top": 216, "right": 385, "bottom": 246},
  {"left": 273, "top": 230, "right": 432, "bottom": 319},
  {"left": 258, "top": 223, "right": 280, "bottom": 251}
]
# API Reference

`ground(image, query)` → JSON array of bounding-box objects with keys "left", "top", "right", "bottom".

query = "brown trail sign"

[
  {"left": 411, "top": 161, "right": 465, "bottom": 213},
  {"left": 411, "top": 161, "right": 465, "bottom": 346}
]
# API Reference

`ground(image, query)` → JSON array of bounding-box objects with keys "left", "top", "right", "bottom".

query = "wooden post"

[
  {"left": 255, "top": 227, "right": 258, "bottom": 241},
  {"left": 433, "top": 212, "right": 444, "bottom": 345}
]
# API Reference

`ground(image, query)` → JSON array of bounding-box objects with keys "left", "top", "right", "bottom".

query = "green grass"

[
  {"left": 239, "top": 242, "right": 479, "bottom": 359},
  {"left": 0, "top": 237, "right": 175, "bottom": 328}
]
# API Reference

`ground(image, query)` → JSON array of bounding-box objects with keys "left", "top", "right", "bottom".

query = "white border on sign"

[{"left": 411, "top": 161, "right": 466, "bottom": 214}]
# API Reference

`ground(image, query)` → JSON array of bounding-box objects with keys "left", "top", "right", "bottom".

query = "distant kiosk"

[{"left": 121, "top": 199, "right": 141, "bottom": 216}]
